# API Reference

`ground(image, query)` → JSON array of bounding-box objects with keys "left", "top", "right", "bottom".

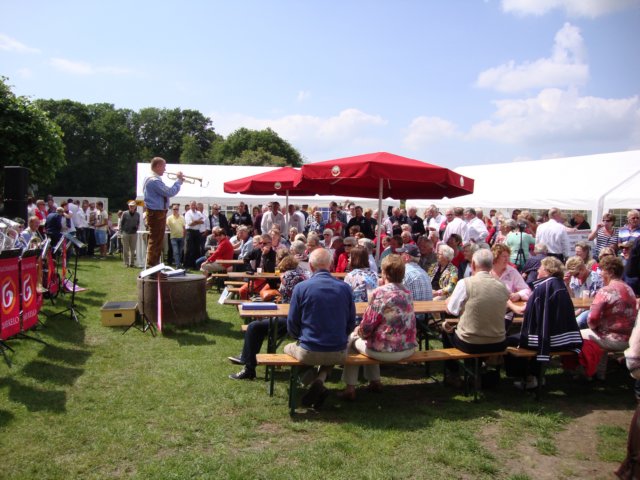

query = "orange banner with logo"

[{"left": 0, "top": 257, "right": 21, "bottom": 340}]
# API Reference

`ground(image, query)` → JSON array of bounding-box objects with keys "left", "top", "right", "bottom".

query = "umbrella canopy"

[
  {"left": 294, "top": 152, "right": 474, "bottom": 199},
  {"left": 223, "top": 166, "right": 316, "bottom": 196}
]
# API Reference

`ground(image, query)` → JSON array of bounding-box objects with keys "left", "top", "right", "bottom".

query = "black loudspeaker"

[{"left": 3, "top": 166, "right": 29, "bottom": 221}]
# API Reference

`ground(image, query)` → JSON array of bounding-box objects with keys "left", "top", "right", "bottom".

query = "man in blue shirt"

[
  {"left": 143, "top": 157, "right": 183, "bottom": 267},
  {"left": 285, "top": 248, "right": 356, "bottom": 409}
]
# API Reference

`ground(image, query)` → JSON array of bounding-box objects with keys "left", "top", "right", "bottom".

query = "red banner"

[
  {"left": 20, "top": 255, "right": 39, "bottom": 331},
  {"left": 0, "top": 257, "right": 21, "bottom": 340}
]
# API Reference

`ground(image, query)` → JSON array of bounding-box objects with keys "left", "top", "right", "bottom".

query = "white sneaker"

[{"left": 514, "top": 377, "right": 538, "bottom": 390}]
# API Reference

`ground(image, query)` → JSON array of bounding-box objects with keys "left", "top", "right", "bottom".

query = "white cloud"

[
  {"left": 212, "top": 108, "right": 388, "bottom": 159},
  {"left": 49, "top": 57, "right": 135, "bottom": 76},
  {"left": 476, "top": 23, "right": 588, "bottom": 93},
  {"left": 469, "top": 88, "right": 640, "bottom": 146},
  {"left": 16, "top": 68, "right": 32, "bottom": 79},
  {"left": 501, "top": 0, "right": 640, "bottom": 18},
  {"left": 403, "top": 116, "right": 460, "bottom": 150},
  {"left": 297, "top": 90, "right": 310, "bottom": 102},
  {"left": 0, "top": 33, "right": 40, "bottom": 53}
]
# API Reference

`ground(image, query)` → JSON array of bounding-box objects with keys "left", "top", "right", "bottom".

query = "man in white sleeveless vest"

[{"left": 441, "top": 248, "right": 509, "bottom": 387}]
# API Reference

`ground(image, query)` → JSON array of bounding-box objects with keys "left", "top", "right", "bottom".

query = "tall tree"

[
  {"left": 35, "top": 100, "right": 140, "bottom": 208},
  {"left": 208, "top": 127, "right": 303, "bottom": 166},
  {"left": 0, "top": 77, "right": 65, "bottom": 190},
  {"left": 132, "top": 107, "right": 219, "bottom": 163}
]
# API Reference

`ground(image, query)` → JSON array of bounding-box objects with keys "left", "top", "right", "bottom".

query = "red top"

[
  {"left": 336, "top": 252, "right": 350, "bottom": 273},
  {"left": 206, "top": 237, "right": 234, "bottom": 263}
]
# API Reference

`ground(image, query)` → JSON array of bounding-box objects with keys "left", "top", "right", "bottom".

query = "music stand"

[
  {"left": 123, "top": 263, "right": 165, "bottom": 336},
  {"left": 52, "top": 234, "right": 86, "bottom": 323}
]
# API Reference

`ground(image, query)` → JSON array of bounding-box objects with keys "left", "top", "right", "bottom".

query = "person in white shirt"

[
  {"left": 287, "top": 204, "right": 306, "bottom": 233},
  {"left": 534, "top": 207, "right": 571, "bottom": 261},
  {"left": 261, "top": 201, "right": 286, "bottom": 234},
  {"left": 184, "top": 200, "right": 205, "bottom": 269},
  {"left": 464, "top": 207, "right": 489, "bottom": 245},
  {"left": 442, "top": 207, "right": 467, "bottom": 244}
]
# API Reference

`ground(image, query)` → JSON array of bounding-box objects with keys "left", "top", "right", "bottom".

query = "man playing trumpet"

[{"left": 143, "top": 157, "right": 183, "bottom": 268}]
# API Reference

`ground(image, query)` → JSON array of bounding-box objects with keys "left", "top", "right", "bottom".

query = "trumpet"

[{"left": 166, "top": 172, "right": 209, "bottom": 187}]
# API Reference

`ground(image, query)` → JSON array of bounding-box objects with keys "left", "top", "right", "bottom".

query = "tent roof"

[{"left": 407, "top": 150, "right": 640, "bottom": 219}]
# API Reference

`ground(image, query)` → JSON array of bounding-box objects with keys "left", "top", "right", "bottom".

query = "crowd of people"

[{"left": 5, "top": 195, "right": 121, "bottom": 259}]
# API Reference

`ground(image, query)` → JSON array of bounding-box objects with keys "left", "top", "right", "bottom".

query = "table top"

[
  {"left": 215, "top": 259, "right": 245, "bottom": 265},
  {"left": 237, "top": 297, "right": 592, "bottom": 318}
]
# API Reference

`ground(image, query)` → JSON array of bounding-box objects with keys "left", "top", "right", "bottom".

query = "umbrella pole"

[
  {"left": 285, "top": 190, "right": 290, "bottom": 232},
  {"left": 375, "top": 178, "right": 383, "bottom": 266}
]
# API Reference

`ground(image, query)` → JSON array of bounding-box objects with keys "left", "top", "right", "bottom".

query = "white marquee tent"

[
  {"left": 407, "top": 150, "right": 640, "bottom": 222},
  {"left": 135, "top": 163, "right": 399, "bottom": 211}
]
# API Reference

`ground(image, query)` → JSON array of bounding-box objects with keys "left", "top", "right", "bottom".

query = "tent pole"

[{"left": 375, "top": 179, "right": 383, "bottom": 266}]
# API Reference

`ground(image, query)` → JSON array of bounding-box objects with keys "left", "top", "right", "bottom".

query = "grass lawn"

[{"left": 0, "top": 256, "right": 634, "bottom": 479}]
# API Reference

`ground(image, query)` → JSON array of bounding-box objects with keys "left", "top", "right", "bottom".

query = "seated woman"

[
  {"left": 491, "top": 244, "right": 531, "bottom": 299},
  {"left": 229, "top": 254, "right": 309, "bottom": 380},
  {"left": 239, "top": 233, "right": 277, "bottom": 299},
  {"left": 264, "top": 228, "right": 283, "bottom": 252},
  {"left": 344, "top": 246, "right": 379, "bottom": 303},
  {"left": 339, "top": 254, "right": 416, "bottom": 400},
  {"left": 582, "top": 255, "right": 638, "bottom": 380},
  {"left": 428, "top": 244, "right": 459, "bottom": 301},
  {"left": 508, "top": 257, "right": 583, "bottom": 389},
  {"left": 457, "top": 242, "right": 479, "bottom": 280},
  {"left": 446, "top": 233, "right": 464, "bottom": 267},
  {"left": 575, "top": 241, "right": 596, "bottom": 271},
  {"left": 287, "top": 227, "right": 298, "bottom": 246},
  {"left": 336, "top": 237, "right": 357, "bottom": 273},
  {"left": 564, "top": 255, "right": 604, "bottom": 328}
]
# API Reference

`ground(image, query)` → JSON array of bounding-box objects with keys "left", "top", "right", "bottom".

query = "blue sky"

[{"left": 2, "top": 0, "right": 639, "bottom": 167}]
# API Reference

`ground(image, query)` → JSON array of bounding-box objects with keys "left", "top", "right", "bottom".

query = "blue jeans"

[
  {"left": 576, "top": 310, "right": 590, "bottom": 329},
  {"left": 170, "top": 237, "right": 184, "bottom": 268}
]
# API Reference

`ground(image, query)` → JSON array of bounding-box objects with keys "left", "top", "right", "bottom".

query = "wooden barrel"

[{"left": 136, "top": 274, "right": 207, "bottom": 327}]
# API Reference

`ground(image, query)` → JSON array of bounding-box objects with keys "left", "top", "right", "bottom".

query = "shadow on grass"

[
  {"left": 22, "top": 360, "right": 85, "bottom": 386},
  {"left": 162, "top": 330, "right": 217, "bottom": 347},
  {"left": 0, "top": 378, "right": 66, "bottom": 413},
  {"left": 0, "top": 409, "right": 15, "bottom": 427},
  {"left": 278, "top": 364, "right": 637, "bottom": 428},
  {"left": 38, "top": 317, "right": 87, "bottom": 345},
  {"left": 37, "top": 344, "right": 92, "bottom": 366}
]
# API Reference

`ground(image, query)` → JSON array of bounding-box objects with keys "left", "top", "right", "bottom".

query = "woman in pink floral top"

[
  {"left": 582, "top": 256, "right": 638, "bottom": 379},
  {"left": 339, "top": 254, "right": 416, "bottom": 401}
]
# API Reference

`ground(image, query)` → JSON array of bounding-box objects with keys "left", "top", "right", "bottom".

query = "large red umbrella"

[
  {"left": 294, "top": 152, "right": 474, "bottom": 260},
  {"left": 294, "top": 152, "right": 473, "bottom": 199},
  {"left": 224, "top": 166, "right": 316, "bottom": 231},
  {"left": 223, "top": 166, "right": 316, "bottom": 196}
]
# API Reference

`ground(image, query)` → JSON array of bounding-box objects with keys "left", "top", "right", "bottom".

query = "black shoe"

[
  {"left": 229, "top": 368, "right": 255, "bottom": 380},
  {"left": 227, "top": 355, "right": 244, "bottom": 365},
  {"left": 313, "top": 387, "right": 330, "bottom": 410},
  {"left": 301, "top": 379, "right": 326, "bottom": 407}
]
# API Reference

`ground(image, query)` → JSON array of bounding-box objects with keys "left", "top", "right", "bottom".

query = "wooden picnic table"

[{"left": 237, "top": 297, "right": 591, "bottom": 319}]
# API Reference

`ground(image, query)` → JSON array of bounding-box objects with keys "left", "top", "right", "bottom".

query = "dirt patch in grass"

[{"left": 481, "top": 409, "right": 631, "bottom": 479}]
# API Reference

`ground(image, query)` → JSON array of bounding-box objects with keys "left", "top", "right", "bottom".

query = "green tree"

[
  {"left": 208, "top": 127, "right": 302, "bottom": 166},
  {"left": 0, "top": 77, "right": 65, "bottom": 190},
  {"left": 180, "top": 134, "right": 203, "bottom": 164},
  {"left": 35, "top": 99, "right": 140, "bottom": 208},
  {"left": 132, "top": 107, "right": 219, "bottom": 163}
]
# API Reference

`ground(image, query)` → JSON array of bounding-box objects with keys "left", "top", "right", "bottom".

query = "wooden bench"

[
  {"left": 257, "top": 348, "right": 506, "bottom": 415},
  {"left": 506, "top": 347, "right": 578, "bottom": 398},
  {"left": 224, "top": 281, "right": 245, "bottom": 287},
  {"left": 222, "top": 298, "right": 244, "bottom": 306}
]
